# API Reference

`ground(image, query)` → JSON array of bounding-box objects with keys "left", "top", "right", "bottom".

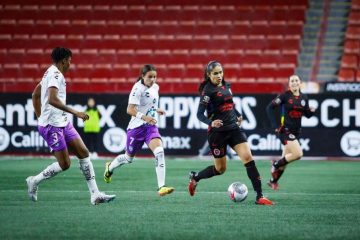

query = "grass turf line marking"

[{"left": 2, "top": 189, "right": 360, "bottom": 196}]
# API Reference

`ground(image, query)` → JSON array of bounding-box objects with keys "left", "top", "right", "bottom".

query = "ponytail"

[{"left": 198, "top": 80, "right": 207, "bottom": 93}]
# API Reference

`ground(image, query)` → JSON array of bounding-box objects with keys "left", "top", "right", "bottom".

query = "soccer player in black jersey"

[
  {"left": 188, "top": 61, "right": 273, "bottom": 205},
  {"left": 266, "top": 75, "right": 316, "bottom": 190}
]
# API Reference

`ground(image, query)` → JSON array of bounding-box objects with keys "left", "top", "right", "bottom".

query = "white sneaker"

[
  {"left": 90, "top": 192, "right": 116, "bottom": 205},
  {"left": 26, "top": 176, "right": 38, "bottom": 202}
]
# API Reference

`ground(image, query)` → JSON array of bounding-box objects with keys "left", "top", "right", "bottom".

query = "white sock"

[
  {"left": 109, "top": 154, "right": 133, "bottom": 172},
  {"left": 79, "top": 157, "right": 99, "bottom": 195},
  {"left": 153, "top": 146, "right": 165, "bottom": 189},
  {"left": 33, "top": 162, "right": 63, "bottom": 184}
]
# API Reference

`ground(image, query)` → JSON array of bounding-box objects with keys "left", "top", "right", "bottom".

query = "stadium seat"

[
  {"left": 239, "top": 66, "right": 260, "bottom": 79},
  {"left": 338, "top": 68, "right": 355, "bottom": 82},
  {"left": 344, "top": 40, "right": 360, "bottom": 54},
  {"left": 352, "top": 0, "right": 360, "bottom": 10},
  {"left": 357, "top": 70, "right": 360, "bottom": 81},
  {"left": 0, "top": 0, "right": 305, "bottom": 92},
  {"left": 349, "top": 11, "right": 360, "bottom": 24},
  {"left": 340, "top": 55, "right": 358, "bottom": 69},
  {"left": 346, "top": 26, "right": 360, "bottom": 39}
]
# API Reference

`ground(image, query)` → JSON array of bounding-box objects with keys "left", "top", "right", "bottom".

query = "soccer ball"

[{"left": 227, "top": 182, "right": 248, "bottom": 202}]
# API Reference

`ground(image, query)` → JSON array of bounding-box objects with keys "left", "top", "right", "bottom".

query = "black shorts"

[
  {"left": 278, "top": 129, "right": 300, "bottom": 145},
  {"left": 208, "top": 128, "right": 247, "bottom": 158}
]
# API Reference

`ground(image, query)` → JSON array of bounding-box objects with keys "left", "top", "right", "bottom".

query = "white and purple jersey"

[
  {"left": 38, "top": 65, "right": 68, "bottom": 127},
  {"left": 127, "top": 80, "right": 159, "bottom": 130}
]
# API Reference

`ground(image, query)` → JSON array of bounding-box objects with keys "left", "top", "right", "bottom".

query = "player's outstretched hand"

[
  {"left": 156, "top": 108, "right": 166, "bottom": 116},
  {"left": 236, "top": 116, "right": 243, "bottom": 127},
  {"left": 77, "top": 112, "right": 89, "bottom": 121},
  {"left": 275, "top": 126, "right": 287, "bottom": 145}
]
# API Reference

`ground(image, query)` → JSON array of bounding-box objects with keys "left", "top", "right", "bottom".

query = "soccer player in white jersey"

[
  {"left": 104, "top": 64, "right": 174, "bottom": 196},
  {"left": 27, "top": 47, "right": 115, "bottom": 205}
]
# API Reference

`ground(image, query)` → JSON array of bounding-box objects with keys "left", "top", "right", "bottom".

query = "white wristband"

[{"left": 136, "top": 112, "right": 144, "bottom": 120}]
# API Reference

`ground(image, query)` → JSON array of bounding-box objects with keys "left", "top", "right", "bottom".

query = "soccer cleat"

[
  {"left": 103, "top": 162, "right": 113, "bottom": 183},
  {"left": 270, "top": 160, "right": 280, "bottom": 181},
  {"left": 255, "top": 197, "right": 274, "bottom": 205},
  {"left": 158, "top": 186, "right": 175, "bottom": 196},
  {"left": 26, "top": 176, "right": 38, "bottom": 202},
  {"left": 91, "top": 192, "right": 116, "bottom": 205},
  {"left": 188, "top": 171, "right": 198, "bottom": 196},
  {"left": 267, "top": 181, "right": 279, "bottom": 191}
]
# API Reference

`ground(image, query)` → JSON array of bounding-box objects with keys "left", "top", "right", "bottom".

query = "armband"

[{"left": 136, "top": 112, "right": 144, "bottom": 120}]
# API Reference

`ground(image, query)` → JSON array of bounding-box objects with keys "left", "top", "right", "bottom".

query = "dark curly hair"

[{"left": 51, "top": 47, "right": 72, "bottom": 64}]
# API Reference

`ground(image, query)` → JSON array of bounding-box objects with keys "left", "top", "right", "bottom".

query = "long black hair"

[
  {"left": 51, "top": 47, "right": 72, "bottom": 64},
  {"left": 137, "top": 64, "right": 157, "bottom": 82},
  {"left": 198, "top": 60, "right": 222, "bottom": 93}
]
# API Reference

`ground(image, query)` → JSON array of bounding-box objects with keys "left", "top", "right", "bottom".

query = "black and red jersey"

[
  {"left": 267, "top": 90, "right": 314, "bottom": 132},
  {"left": 197, "top": 80, "right": 241, "bottom": 131}
]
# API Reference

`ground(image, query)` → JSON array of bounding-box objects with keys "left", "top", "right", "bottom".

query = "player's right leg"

[
  {"left": 233, "top": 142, "right": 274, "bottom": 205},
  {"left": 26, "top": 125, "right": 69, "bottom": 202}
]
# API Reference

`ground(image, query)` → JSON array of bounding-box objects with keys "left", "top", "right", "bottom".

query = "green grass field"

[{"left": 0, "top": 157, "right": 359, "bottom": 240}]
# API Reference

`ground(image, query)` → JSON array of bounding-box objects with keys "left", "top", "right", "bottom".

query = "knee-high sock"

[
  {"left": 79, "top": 157, "right": 99, "bottom": 195},
  {"left": 271, "top": 168, "right": 286, "bottom": 183},
  {"left": 33, "top": 162, "right": 63, "bottom": 184},
  {"left": 273, "top": 157, "right": 288, "bottom": 169},
  {"left": 193, "top": 165, "right": 220, "bottom": 182},
  {"left": 153, "top": 147, "right": 165, "bottom": 188},
  {"left": 109, "top": 154, "right": 133, "bottom": 172},
  {"left": 245, "top": 160, "right": 263, "bottom": 200}
]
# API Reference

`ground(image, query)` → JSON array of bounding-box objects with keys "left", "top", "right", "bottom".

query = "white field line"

[
  {"left": 1, "top": 189, "right": 360, "bottom": 196},
  {"left": 1, "top": 156, "right": 360, "bottom": 161}
]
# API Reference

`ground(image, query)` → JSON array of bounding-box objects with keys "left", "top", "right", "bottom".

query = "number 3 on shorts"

[{"left": 51, "top": 132, "right": 59, "bottom": 144}]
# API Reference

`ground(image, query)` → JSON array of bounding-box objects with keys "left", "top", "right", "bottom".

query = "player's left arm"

[
  {"left": 32, "top": 83, "right": 42, "bottom": 118},
  {"left": 234, "top": 107, "right": 243, "bottom": 126}
]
